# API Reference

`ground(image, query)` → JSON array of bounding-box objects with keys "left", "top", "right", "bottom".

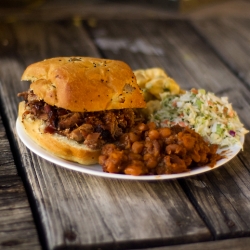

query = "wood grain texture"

[
  {"left": 89, "top": 19, "right": 250, "bottom": 239},
  {"left": 0, "top": 21, "right": 212, "bottom": 249},
  {"left": 144, "top": 237, "right": 250, "bottom": 250},
  {"left": 89, "top": 19, "right": 250, "bottom": 127},
  {"left": 191, "top": 18, "right": 250, "bottom": 88},
  {"left": 88, "top": 17, "right": 250, "bottom": 129},
  {"left": 0, "top": 117, "right": 41, "bottom": 249},
  {"left": 1, "top": 17, "right": 250, "bottom": 249},
  {"left": 0, "top": 2, "right": 249, "bottom": 248},
  {"left": 180, "top": 152, "right": 250, "bottom": 239},
  {"left": 0, "top": 116, "right": 17, "bottom": 176}
]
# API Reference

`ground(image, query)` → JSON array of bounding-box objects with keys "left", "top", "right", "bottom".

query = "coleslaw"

[{"left": 151, "top": 88, "right": 248, "bottom": 148}]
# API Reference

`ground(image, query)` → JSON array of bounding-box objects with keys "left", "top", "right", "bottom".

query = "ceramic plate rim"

[{"left": 16, "top": 118, "right": 243, "bottom": 181}]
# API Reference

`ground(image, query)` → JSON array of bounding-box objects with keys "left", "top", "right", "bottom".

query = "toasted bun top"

[{"left": 21, "top": 57, "right": 146, "bottom": 112}]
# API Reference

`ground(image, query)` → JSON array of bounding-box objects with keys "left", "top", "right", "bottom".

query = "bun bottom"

[{"left": 18, "top": 101, "right": 100, "bottom": 165}]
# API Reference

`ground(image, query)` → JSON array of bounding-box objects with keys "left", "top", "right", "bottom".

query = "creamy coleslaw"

[{"left": 151, "top": 88, "right": 248, "bottom": 148}]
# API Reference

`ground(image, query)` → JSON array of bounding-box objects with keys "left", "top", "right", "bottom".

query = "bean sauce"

[{"left": 99, "top": 122, "right": 223, "bottom": 176}]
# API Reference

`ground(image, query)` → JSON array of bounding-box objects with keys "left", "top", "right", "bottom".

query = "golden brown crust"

[
  {"left": 21, "top": 57, "right": 146, "bottom": 112},
  {"left": 18, "top": 101, "right": 100, "bottom": 165}
]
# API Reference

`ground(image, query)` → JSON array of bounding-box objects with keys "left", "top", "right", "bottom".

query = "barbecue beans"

[{"left": 99, "top": 122, "right": 223, "bottom": 176}]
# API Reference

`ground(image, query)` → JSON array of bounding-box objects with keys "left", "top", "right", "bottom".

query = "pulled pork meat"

[
  {"left": 18, "top": 90, "right": 144, "bottom": 149},
  {"left": 99, "top": 122, "right": 224, "bottom": 175}
]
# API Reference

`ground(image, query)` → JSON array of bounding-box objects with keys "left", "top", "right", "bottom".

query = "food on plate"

[
  {"left": 98, "top": 77, "right": 248, "bottom": 176},
  {"left": 17, "top": 60, "right": 248, "bottom": 177},
  {"left": 134, "top": 68, "right": 181, "bottom": 100},
  {"left": 99, "top": 122, "right": 223, "bottom": 175},
  {"left": 17, "top": 57, "right": 146, "bottom": 165},
  {"left": 151, "top": 88, "right": 248, "bottom": 148},
  {"left": 134, "top": 68, "right": 184, "bottom": 117}
]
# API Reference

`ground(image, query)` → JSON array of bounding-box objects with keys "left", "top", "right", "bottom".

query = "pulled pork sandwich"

[{"left": 18, "top": 57, "right": 146, "bottom": 164}]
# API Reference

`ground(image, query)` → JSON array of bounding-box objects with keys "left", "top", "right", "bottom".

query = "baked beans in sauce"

[{"left": 99, "top": 122, "right": 223, "bottom": 176}]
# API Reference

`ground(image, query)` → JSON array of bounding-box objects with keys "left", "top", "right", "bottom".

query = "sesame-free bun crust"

[
  {"left": 18, "top": 101, "right": 100, "bottom": 165},
  {"left": 21, "top": 57, "right": 146, "bottom": 112}
]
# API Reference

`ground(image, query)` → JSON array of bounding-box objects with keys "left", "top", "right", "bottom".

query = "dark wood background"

[{"left": 0, "top": 0, "right": 250, "bottom": 249}]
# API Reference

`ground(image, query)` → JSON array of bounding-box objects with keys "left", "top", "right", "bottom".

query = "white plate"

[{"left": 16, "top": 118, "right": 243, "bottom": 180}]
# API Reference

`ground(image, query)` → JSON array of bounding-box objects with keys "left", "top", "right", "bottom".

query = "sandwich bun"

[
  {"left": 21, "top": 57, "right": 146, "bottom": 112},
  {"left": 18, "top": 57, "right": 146, "bottom": 165},
  {"left": 18, "top": 101, "right": 100, "bottom": 165}
]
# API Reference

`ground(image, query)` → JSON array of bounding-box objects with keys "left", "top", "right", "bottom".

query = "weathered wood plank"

[
  {"left": 0, "top": 173, "right": 40, "bottom": 249},
  {"left": 191, "top": 18, "right": 250, "bottom": 88},
  {"left": 143, "top": 237, "right": 250, "bottom": 250},
  {"left": 180, "top": 148, "right": 250, "bottom": 239},
  {"left": 88, "top": 20, "right": 250, "bottom": 127},
  {"left": 0, "top": 228, "right": 40, "bottom": 250},
  {"left": 88, "top": 19, "right": 250, "bottom": 239},
  {"left": 0, "top": 110, "right": 40, "bottom": 249},
  {"left": 0, "top": 21, "right": 212, "bottom": 249},
  {"left": 0, "top": 116, "right": 17, "bottom": 176}
]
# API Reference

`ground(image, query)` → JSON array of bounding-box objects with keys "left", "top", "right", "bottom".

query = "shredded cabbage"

[{"left": 151, "top": 89, "right": 248, "bottom": 148}]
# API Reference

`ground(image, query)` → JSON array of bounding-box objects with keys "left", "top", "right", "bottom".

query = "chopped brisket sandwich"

[{"left": 18, "top": 57, "right": 146, "bottom": 164}]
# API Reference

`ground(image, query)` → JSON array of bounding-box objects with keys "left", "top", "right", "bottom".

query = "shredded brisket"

[{"left": 18, "top": 90, "right": 144, "bottom": 149}]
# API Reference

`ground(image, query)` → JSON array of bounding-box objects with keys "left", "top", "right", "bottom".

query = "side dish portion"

[
  {"left": 134, "top": 68, "right": 184, "bottom": 117},
  {"left": 152, "top": 88, "right": 248, "bottom": 148},
  {"left": 99, "top": 122, "right": 222, "bottom": 175}
]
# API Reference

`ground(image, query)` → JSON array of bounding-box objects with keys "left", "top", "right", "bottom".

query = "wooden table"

[{"left": 1, "top": 1, "right": 250, "bottom": 249}]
